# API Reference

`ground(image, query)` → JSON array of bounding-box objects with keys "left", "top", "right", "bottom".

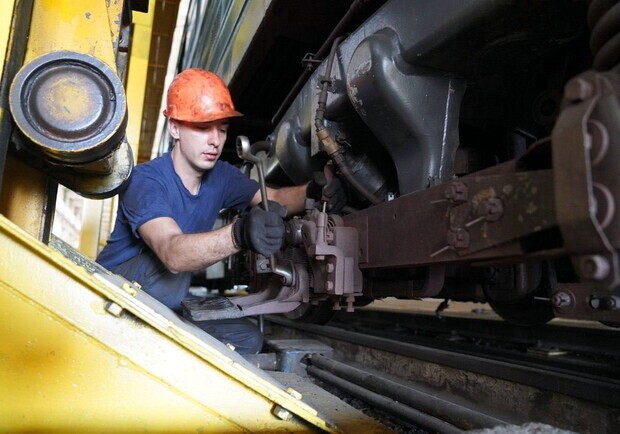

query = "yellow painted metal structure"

[
  {"left": 126, "top": 1, "right": 155, "bottom": 160},
  {"left": 1, "top": 0, "right": 128, "bottom": 238},
  {"left": 0, "top": 0, "right": 16, "bottom": 79},
  {"left": 0, "top": 215, "right": 341, "bottom": 432},
  {"left": 24, "top": 0, "right": 118, "bottom": 68}
]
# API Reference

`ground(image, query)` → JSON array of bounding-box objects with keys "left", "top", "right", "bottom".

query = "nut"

[
  {"left": 272, "top": 405, "right": 293, "bottom": 421},
  {"left": 444, "top": 181, "right": 468, "bottom": 202},
  {"left": 479, "top": 197, "right": 504, "bottom": 221},
  {"left": 446, "top": 228, "right": 470, "bottom": 249},
  {"left": 590, "top": 296, "right": 619, "bottom": 311}
]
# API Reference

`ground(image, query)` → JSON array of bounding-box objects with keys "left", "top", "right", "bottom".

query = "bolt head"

[
  {"left": 479, "top": 197, "right": 504, "bottom": 221},
  {"left": 444, "top": 182, "right": 467, "bottom": 202},
  {"left": 273, "top": 405, "right": 293, "bottom": 421},
  {"left": 104, "top": 301, "right": 123, "bottom": 317},
  {"left": 326, "top": 263, "right": 335, "bottom": 273},
  {"left": 551, "top": 291, "right": 572, "bottom": 308},
  {"left": 446, "top": 228, "right": 470, "bottom": 249}
]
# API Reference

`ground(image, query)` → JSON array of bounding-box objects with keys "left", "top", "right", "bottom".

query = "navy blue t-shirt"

[{"left": 97, "top": 152, "right": 259, "bottom": 270}]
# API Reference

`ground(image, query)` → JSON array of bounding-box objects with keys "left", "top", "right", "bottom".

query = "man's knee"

[{"left": 194, "top": 317, "right": 263, "bottom": 354}]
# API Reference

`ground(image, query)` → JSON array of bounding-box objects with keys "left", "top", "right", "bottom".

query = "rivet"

[{"left": 104, "top": 301, "right": 123, "bottom": 317}]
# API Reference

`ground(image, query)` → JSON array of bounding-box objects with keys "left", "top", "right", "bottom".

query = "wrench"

[{"left": 236, "top": 136, "right": 293, "bottom": 285}]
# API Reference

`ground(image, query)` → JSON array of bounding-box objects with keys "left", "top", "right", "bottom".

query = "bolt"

[
  {"left": 326, "top": 263, "right": 335, "bottom": 273},
  {"left": 121, "top": 282, "right": 137, "bottom": 296},
  {"left": 326, "top": 281, "right": 334, "bottom": 291},
  {"left": 272, "top": 405, "right": 292, "bottom": 421},
  {"left": 258, "top": 262, "right": 268, "bottom": 271},
  {"left": 565, "top": 77, "right": 593, "bottom": 103},
  {"left": 444, "top": 181, "right": 468, "bottom": 202},
  {"left": 590, "top": 296, "right": 619, "bottom": 311},
  {"left": 579, "top": 255, "right": 610, "bottom": 281},
  {"left": 551, "top": 291, "right": 572, "bottom": 309},
  {"left": 287, "top": 388, "right": 303, "bottom": 400},
  {"left": 479, "top": 197, "right": 504, "bottom": 222},
  {"left": 446, "top": 228, "right": 470, "bottom": 249},
  {"left": 104, "top": 301, "right": 123, "bottom": 317}
]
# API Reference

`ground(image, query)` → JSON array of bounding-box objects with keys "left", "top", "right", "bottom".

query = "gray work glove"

[{"left": 233, "top": 201, "right": 286, "bottom": 256}]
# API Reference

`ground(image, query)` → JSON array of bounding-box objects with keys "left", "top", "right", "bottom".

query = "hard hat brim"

[{"left": 163, "top": 109, "right": 243, "bottom": 123}]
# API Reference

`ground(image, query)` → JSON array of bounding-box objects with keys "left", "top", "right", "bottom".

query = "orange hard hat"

[{"left": 163, "top": 69, "right": 242, "bottom": 122}]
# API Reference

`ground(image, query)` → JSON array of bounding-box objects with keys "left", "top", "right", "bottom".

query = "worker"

[{"left": 96, "top": 68, "right": 345, "bottom": 354}]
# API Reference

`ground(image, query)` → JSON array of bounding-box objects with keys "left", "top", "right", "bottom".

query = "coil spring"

[{"left": 588, "top": 0, "right": 620, "bottom": 70}]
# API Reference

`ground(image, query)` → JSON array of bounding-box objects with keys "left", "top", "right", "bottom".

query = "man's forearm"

[
  {"left": 164, "top": 224, "right": 240, "bottom": 272},
  {"left": 269, "top": 184, "right": 308, "bottom": 215}
]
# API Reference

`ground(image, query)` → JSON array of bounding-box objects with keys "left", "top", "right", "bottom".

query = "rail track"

[{"left": 264, "top": 311, "right": 620, "bottom": 433}]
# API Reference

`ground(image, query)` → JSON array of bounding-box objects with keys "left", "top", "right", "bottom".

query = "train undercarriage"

[{"left": 193, "top": 0, "right": 620, "bottom": 328}]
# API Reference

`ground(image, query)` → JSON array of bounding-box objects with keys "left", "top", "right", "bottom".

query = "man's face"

[{"left": 170, "top": 119, "right": 229, "bottom": 172}]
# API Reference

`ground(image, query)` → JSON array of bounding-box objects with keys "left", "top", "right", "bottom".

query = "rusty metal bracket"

[{"left": 550, "top": 69, "right": 620, "bottom": 321}]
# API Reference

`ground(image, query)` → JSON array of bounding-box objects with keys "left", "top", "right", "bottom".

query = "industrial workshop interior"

[{"left": 1, "top": 0, "right": 619, "bottom": 432}]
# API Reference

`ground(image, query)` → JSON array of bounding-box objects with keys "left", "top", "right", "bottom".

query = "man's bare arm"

[
  {"left": 138, "top": 217, "right": 239, "bottom": 273},
  {"left": 251, "top": 184, "right": 308, "bottom": 215}
]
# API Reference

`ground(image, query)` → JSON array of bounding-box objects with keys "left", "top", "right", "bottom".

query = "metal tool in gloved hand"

[
  {"left": 235, "top": 136, "right": 293, "bottom": 285},
  {"left": 233, "top": 201, "right": 286, "bottom": 257},
  {"left": 182, "top": 137, "right": 299, "bottom": 322}
]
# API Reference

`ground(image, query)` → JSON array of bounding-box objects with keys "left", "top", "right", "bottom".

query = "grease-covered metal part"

[{"left": 9, "top": 50, "right": 127, "bottom": 164}]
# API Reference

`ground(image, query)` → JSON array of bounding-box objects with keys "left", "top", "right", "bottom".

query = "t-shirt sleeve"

[
  {"left": 219, "top": 162, "right": 260, "bottom": 211},
  {"left": 120, "top": 171, "right": 176, "bottom": 237}
]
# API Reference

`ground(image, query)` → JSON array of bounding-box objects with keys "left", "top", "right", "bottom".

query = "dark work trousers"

[{"left": 111, "top": 249, "right": 263, "bottom": 354}]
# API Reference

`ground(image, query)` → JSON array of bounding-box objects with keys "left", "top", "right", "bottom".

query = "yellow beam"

[
  {"left": 0, "top": 0, "right": 16, "bottom": 80},
  {"left": 24, "top": 0, "right": 117, "bottom": 68},
  {"left": 126, "top": 1, "right": 155, "bottom": 162},
  {"left": 79, "top": 199, "right": 103, "bottom": 259}
]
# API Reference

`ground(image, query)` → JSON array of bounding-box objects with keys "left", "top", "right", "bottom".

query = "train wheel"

[
  {"left": 284, "top": 300, "right": 335, "bottom": 324},
  {"left": 483, "top": 261, "right": 555, "bottom": 326},
  {"left": 487, "top": 296, "right": 554, "bottom": 326}
]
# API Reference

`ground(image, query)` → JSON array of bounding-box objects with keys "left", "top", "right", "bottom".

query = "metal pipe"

[
  {"left": 310, "top": 355, "right": 507, "bottom": 430},
  {"left": 314, "top": 35, "right": 345, "bottom": 132},
  {"left": 271, "top": 0, "right": 377, "bottom": 125},
  {"left": 307, "top": 366, "right": 463, "bottom": 434},
  {"left": 314, "top": 37, "right": 383, "bottom": 206}
]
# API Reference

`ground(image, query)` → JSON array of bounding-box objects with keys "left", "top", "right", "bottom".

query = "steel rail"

[
  {"left": 306, "top": 366, "right": 463, "bottom": 434},
  {"left": 332, "top": 321, "right": 620, "bottom": 380},
  {"left": 333, "top": 309, "right": 620, "bottom": 357},
  {"left": 265, "top": 315, "right": 620, "bottom": 407},
  {"left": 309, "top": 355, "right": 509, "bottom": 430}
]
